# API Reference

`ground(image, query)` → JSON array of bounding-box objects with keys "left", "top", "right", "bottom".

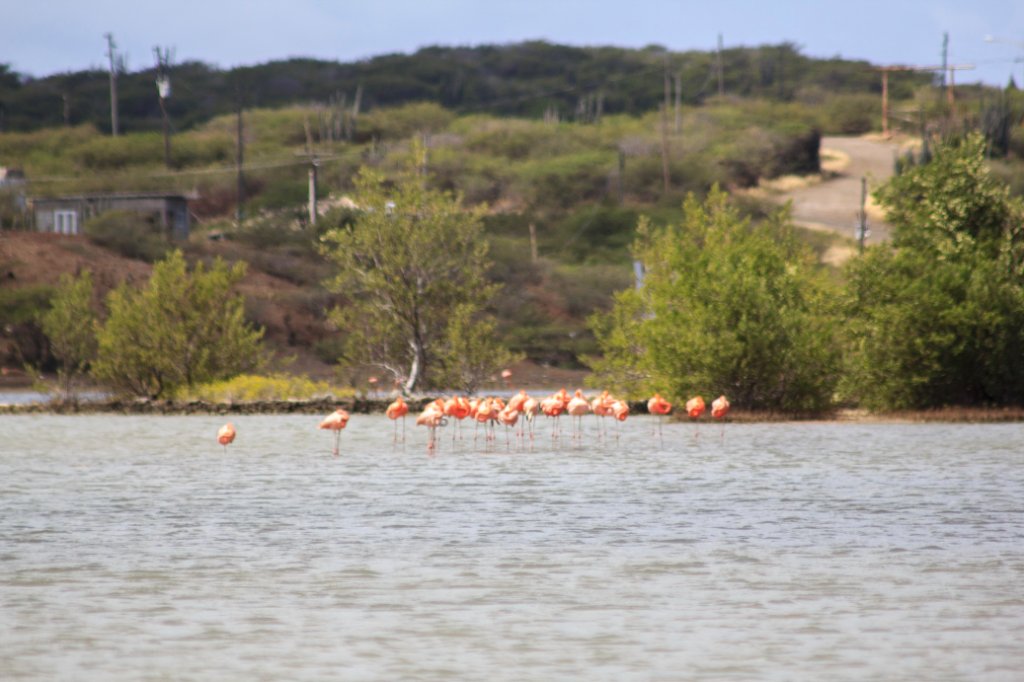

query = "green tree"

[
  {"left": 92, "top": 250, "right": 264, "bottom": 398},
  {"left": 842, "top": 134, "right": 1024, "bottom": 408},
  {"left": 589, "top": 188, "right": 840, "bottom": 411},
  {"left": 436, "top": 303, "right": 522, "bottom": 395},
  {"left": 39, "top": 271, "right": 97, "bottom": 401},
  {"left": 321, "top": 152, "right": 500, "bottom": 393}
]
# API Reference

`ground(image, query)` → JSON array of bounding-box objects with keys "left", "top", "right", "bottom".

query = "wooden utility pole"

[
  {"left": 104, "top": 33, "right": 119, "bottom": 136},
  {"left": 308, "top": 157, "right": 318, "bottom": 226},
  {"left": 876, "top": 64, "right": 941, "bottom": 137},
  {"left": 154, "top": 47, "right": 174, "bottom": 168},
  {"left": 716, "top": 33, "right": 725, "bottom": 96},
  {"left": 857, "top": 176, "right": 868, "bottom": 253},
  {"left": 945, "top": 64, "right": 975, "bottom": 115},
  {"left": 659, "top": 103, "right": 670, "bottom": 195},
  {"left": 618, "top": 149, "right": 626, "bottom": 203},
  {"left": 674, "top": 72, "right": 682, "bottom": 133},
  {"left": 235, "top": 97, "right": 245, "bottom": 225}
]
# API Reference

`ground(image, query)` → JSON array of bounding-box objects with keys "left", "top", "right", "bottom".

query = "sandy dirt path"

[{"left": 780, "top": 135, "right": 902, "bottom": 253}]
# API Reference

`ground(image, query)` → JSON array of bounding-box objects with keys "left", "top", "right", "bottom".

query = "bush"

[
  {"left": 175, "top": 373, "right": 352, "bottom": 401},
  {"left": 589, "top": 188, "right": 841, "bottom": 410},
  {"left": 83, "top": 210, "right": 171, "bottom": 263}
]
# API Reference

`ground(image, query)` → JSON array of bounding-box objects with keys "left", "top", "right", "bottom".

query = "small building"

[{"left": 31, "top": 192, "right": 190, "bottom": 240}]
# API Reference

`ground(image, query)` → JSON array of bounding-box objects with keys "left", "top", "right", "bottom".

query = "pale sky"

[{"left": 4, "top": 0, "right": 1024, "bottom": 86}]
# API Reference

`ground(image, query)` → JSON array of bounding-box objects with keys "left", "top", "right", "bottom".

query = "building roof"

[{"left": 31, "top": 192, "right": 191, "bottom": 202}]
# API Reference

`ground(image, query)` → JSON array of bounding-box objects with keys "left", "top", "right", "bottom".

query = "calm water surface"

[{"left": 1, "top": 415, "right": 1023, "bottom": 680}]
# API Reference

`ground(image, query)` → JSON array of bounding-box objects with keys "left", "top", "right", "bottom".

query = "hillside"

[{"left": 0, "top": 41, "right": 932, "bottom": 134}]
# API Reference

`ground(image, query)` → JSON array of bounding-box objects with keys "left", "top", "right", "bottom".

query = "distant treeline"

[{"left": 0, "top": 41, "right": 934, "bottom": 133}]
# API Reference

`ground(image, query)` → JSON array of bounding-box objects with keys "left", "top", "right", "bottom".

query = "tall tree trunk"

[{"left": 404, "top": 339, "right": 425, "bottom": 394}]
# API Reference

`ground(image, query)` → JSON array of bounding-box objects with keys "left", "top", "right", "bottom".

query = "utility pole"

[
  {"left": 940, "top": 32, "right": 949, "bottom": 87},
  {"left": 659, "top": 103, "right": 670, "bottom": 195},
  {"left": 618, "top": 149, "right": 626, "bottom": 203},
  {"left": 674, "top": 72, "right": 682, "bottom": 133},
  {"left": 857, "top": 176, "right": 869, "bottom": 253},
  {"left": 104, "top": 33, "right": 119, "bottom": 136},
  {"left": 716, "top": 33, "right": 725, "bottom": 96},
  {"left": 663, "top": 54, "right": 671, "bottom": 119},
  {"left": 308, "top": 157, "right": 318, "bottom": 226},
  {"left": 876, "top": 64, "right": 941, "bottom": 137},
  {"left": 154, "top": 47, "right": 174, "bottom": 168},
  {"left": 235, "top": 95, "right": 245, "bottom": 225},
  {"left": 945, "top": 64, "right": 975, "bottom": 116}
]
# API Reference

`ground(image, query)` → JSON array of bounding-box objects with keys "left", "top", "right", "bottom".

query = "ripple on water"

[{"left": 1, "top": 416, "right": 1023, "bottom": 681}]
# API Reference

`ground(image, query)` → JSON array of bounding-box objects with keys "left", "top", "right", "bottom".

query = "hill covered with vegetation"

[
  {"left": 3, "top": 41, "right": 1024, "bottom": 408},
  {"left": 0, "top": 41, "right": 930, "bottom": 133}
]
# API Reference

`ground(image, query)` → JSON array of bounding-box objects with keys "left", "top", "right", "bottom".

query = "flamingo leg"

[{"left": 333, "top": 430, "right": 341, "bottom": 457}]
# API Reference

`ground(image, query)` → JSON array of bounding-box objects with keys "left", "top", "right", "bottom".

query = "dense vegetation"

[
  {"left": 0, "top": 42, "right": 931, "bottom": 133},
  {"left": 841, "top": 134, "right": 1024, "bottom": 409},
  {"left": 589, "top": 189, "right": 840, "bottom": 411},
  {"left": 4, "top": 42, "right": 1024, "bottom": 409}
]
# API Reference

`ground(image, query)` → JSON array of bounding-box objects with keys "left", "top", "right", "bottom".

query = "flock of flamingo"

[{"left": 216, "top": 391, "right": 731, "bottom": 455}]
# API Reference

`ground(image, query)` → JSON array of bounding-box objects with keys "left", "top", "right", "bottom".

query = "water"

[{"left": 2, "top": 415, "right": 1023, "bottom": 681}]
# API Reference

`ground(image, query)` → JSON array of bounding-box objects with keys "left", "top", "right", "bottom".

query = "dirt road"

[{"left": 781, "top": 135, "right": 902, "bottom": 247}]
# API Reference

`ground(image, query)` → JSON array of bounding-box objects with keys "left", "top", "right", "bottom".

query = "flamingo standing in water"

[
  {"left": 541, "top": 389, "right": 569, "bottom": 439},
  {"left": 591, "top": 391, "right": 615, "bottom": 440},
  {"left": 686, "top": 396, "right": 706, "bottom": 419},
  {"left": 711, "top": 395, "right": 730, "bottom": 420},
  {"left": 496, "top": 404, "right": 520, "bottom": 447},
  {"left": 521, "top": 395, "right": 540, "bottom": 441},
  {"left": 319, "top": 409, "right": 350, "bottom": 456},
  {"left": 386, "top": 396, "right": 409, "bottom": 443},
  {"left": 217, "top": 423, "right": 236, "bottom": 451},
  {"left": 566, "top": 389, "right": 591, "bottom": 441},
  {"left": 444, "top": 396, "right": 470, "bottom": 443},
  {"left": 647, "top": 394, "right": 672, "bottom": 439},
  {"left": 610, "top": 399, "right": 630, "bottom": 440},
  {"left": 416, "top": 400, "right": 447, "bottom": 452},
  {"left": 711, "top": 394, "right": 730, "bottom": 441},
  {"left": 685, "top": 396, "right": 706, "bottom": 439}
]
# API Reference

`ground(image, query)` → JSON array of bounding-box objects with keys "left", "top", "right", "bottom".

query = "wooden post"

[
  {"left": 858, "top": 176, "right": 868, "bottom": 253},
  {"left": 618, "top": 149, "right": 626, "bottom": 203},
  {"left": 881, "top": 70, "right": 890, "bottom": 138},
  {"left": 235, "top": 99, "right": 244, "bottom": 225},
  {"left": 674, "top": 72, "right": 682, "bottom": 134},
  {"left": 105, "top": 33, "right": 119, "bottom": 136},
  {"left": 528, "top": 223, "right": 538, "bottom": 263},
  {"left": 660, "top": 104, "right": 670, "bottom": 195},
  {"left": 308, "top": 159, "right": 318, "bottom": 226}
]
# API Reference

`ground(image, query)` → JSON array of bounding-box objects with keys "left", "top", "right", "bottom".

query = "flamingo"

[
  {"left": 591, "top": 390, "right": 614, "bottom": 440},
  {"left": 711, "top": 395, "right": 730, "bottom": 420},
  {"left": 319, "top": 408, "right": 350, "bottom": 456},
  {"left": 475, "top": 397, "right": 499, "bottom": 443},
  {"left": 685, "top": 395, "right": 706, "bottom": 440},
  {"left": 540, "top": 388, "right": 570, "bottom": 439},
  {"left": 647, "top": 394, "right": 672, "bottom": 439},
  {"left": 610, "top": 399, "right": 630, "bottom": 440},
  {"left": 566, "top": 389, "right": 591, "bottom": 440},
  {"left": 711, "top": 394, "right": 730, "bottom": 441},
  {"left": 416, "top": 402, "right": 446, "bottom": 452},
  {"left": 217, "top": 422, "right": 236, "bottom": 451},
  {"left": 522, "top": 396, "right": 540, "bottom": 441},
  {"left": 686, "top": 396, "right": 706, "bottom": 419},
  {"left": 386, "top": 396, "right": 409, "bottom": 443},
  {"left": 496, "top": 406, "right": 520, "bottom": 447}
]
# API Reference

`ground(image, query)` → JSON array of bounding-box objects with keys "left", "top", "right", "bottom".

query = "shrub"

[
  {"left": 175, "top": 373, "right": 352, "bottom": 401},
  {"left": 83, "top": 210, "right": 171, "bottom": 263}
]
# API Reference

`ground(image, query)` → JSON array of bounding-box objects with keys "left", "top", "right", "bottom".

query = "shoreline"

[{"left": 3, "top": 398, "right": 1024, "bottom": 423}]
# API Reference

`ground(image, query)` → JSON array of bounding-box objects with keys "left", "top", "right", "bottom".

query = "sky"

[{"left": 4, "top": 0, "right": 1024, "bottom": 86}]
